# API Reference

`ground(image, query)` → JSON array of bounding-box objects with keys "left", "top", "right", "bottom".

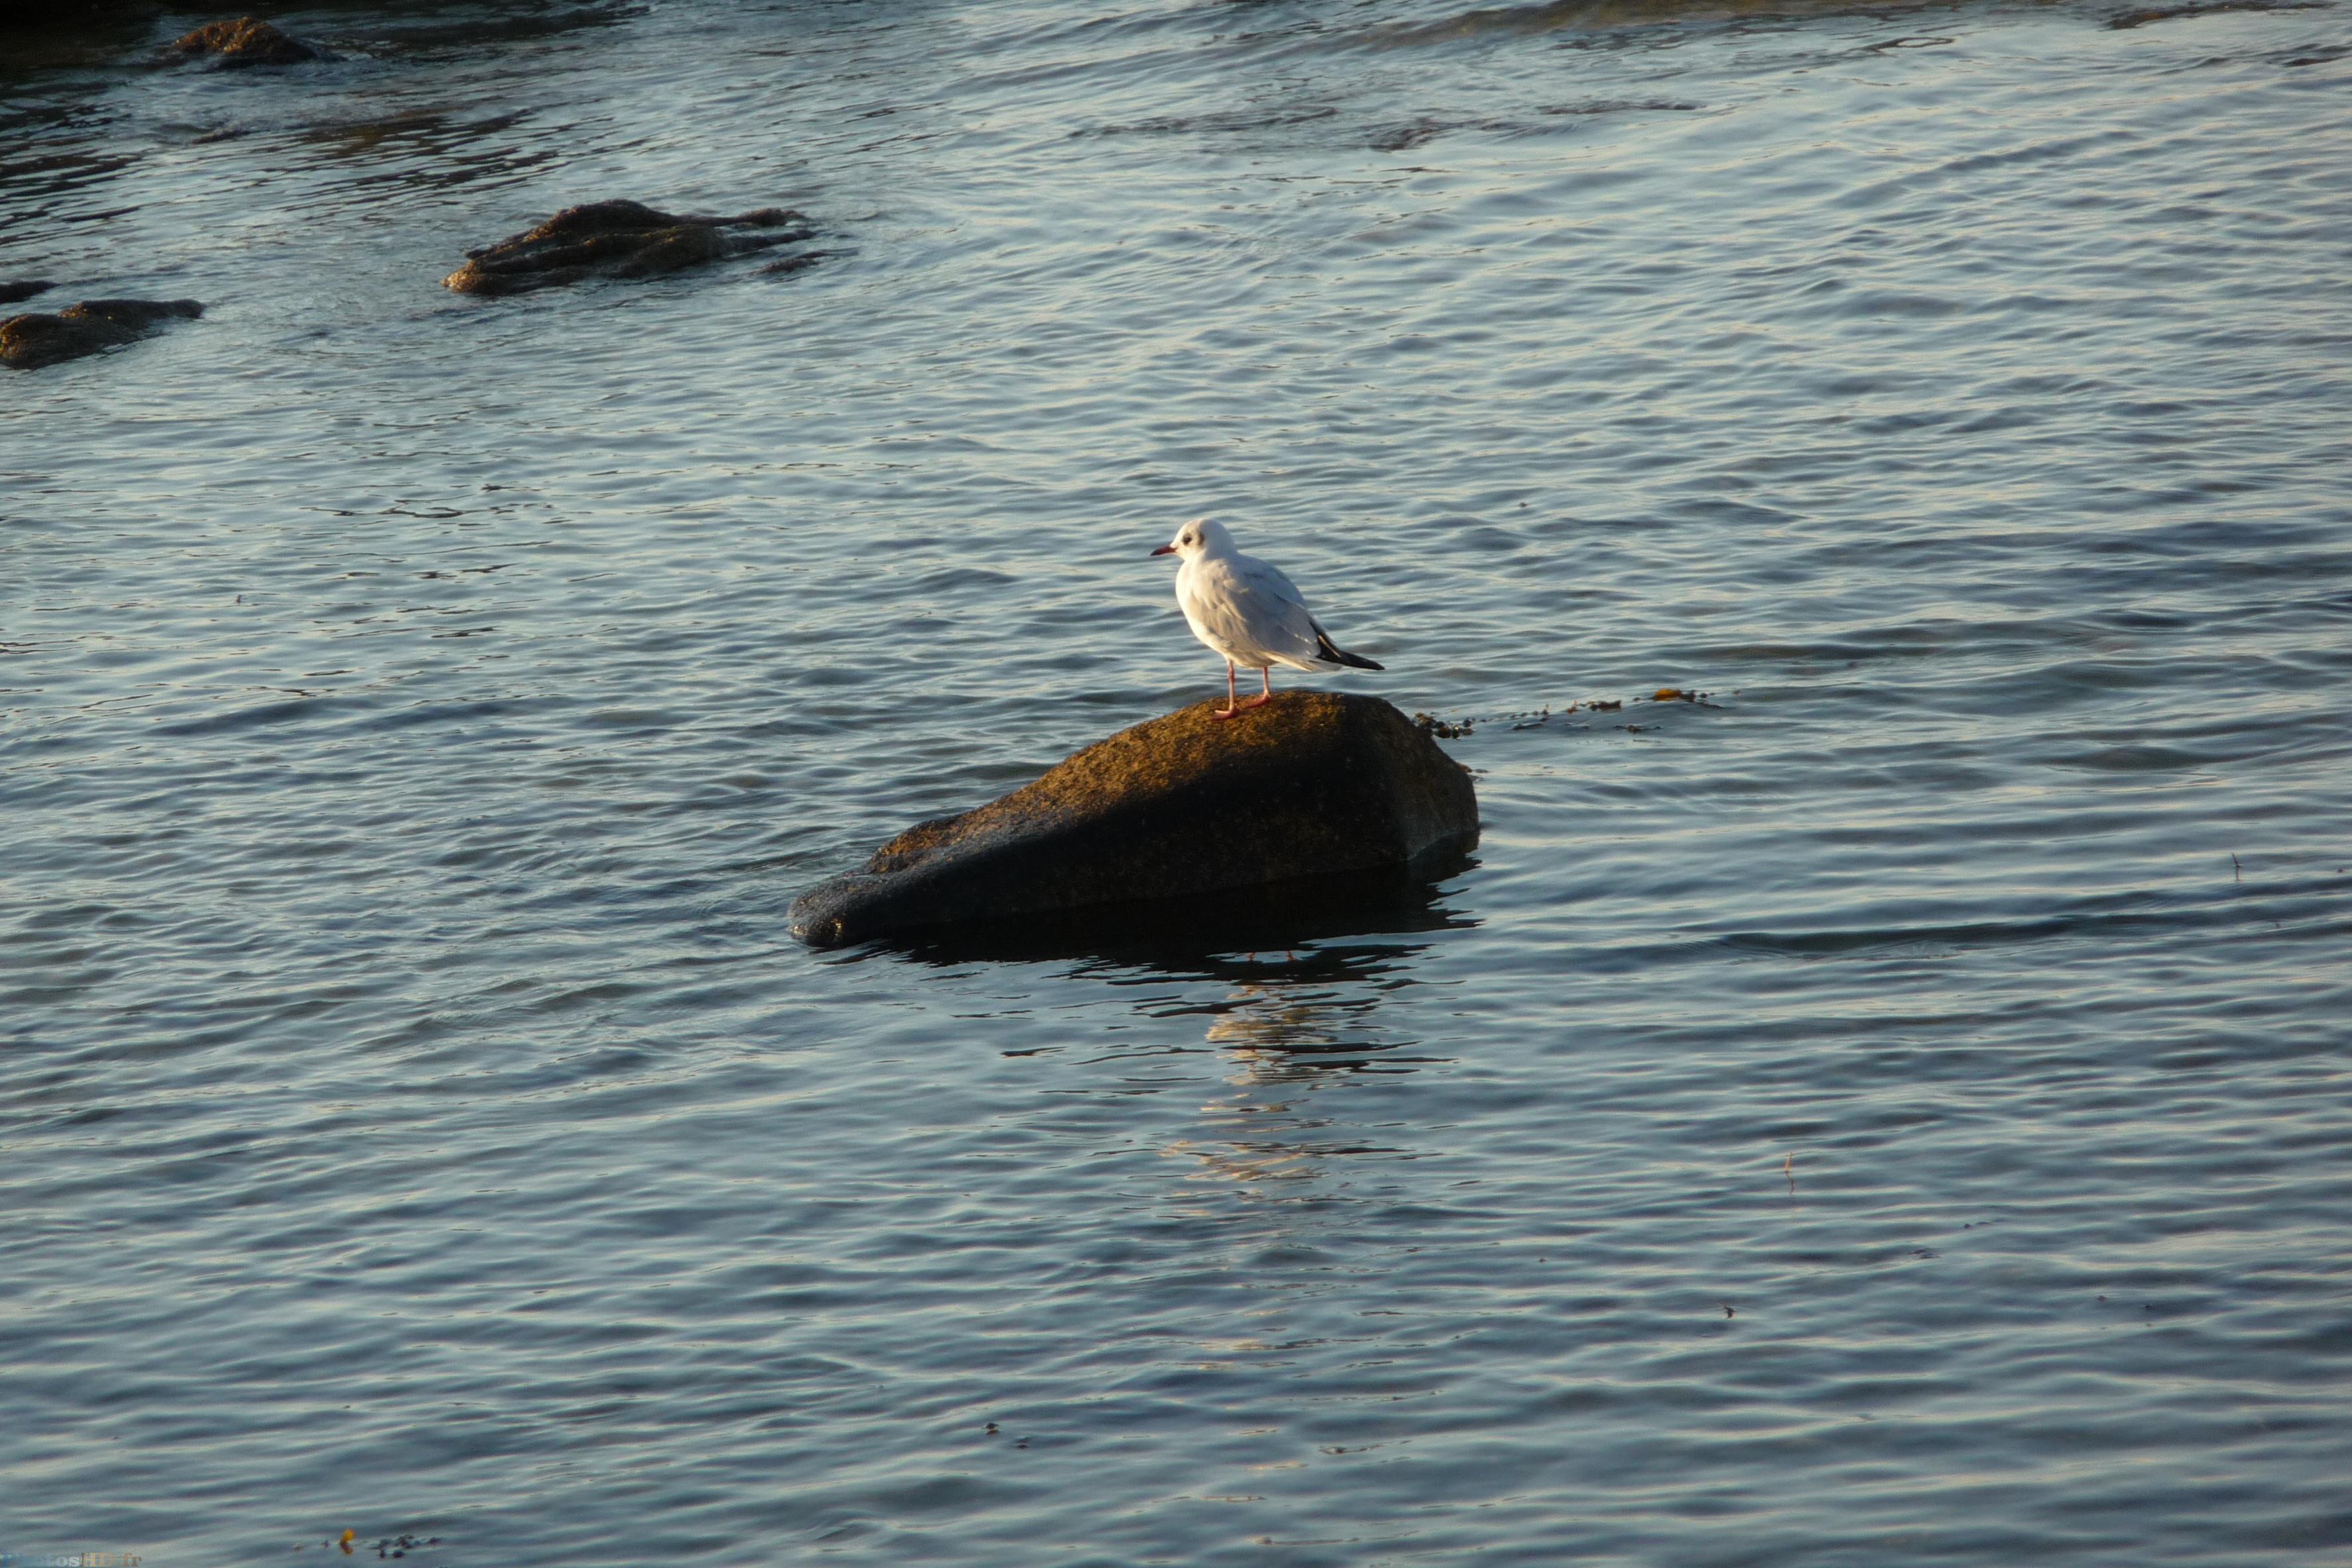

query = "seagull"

[{"left": 1152, "top": 518, "right": 1383, "bottom": 720}]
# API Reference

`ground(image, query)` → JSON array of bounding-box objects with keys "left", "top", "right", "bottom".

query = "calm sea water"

[{"left": 5, "top": 0, "right": 2351, "bottom": 1562}]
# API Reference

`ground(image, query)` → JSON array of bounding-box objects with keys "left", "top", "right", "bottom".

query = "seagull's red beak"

[{"left": 1149, "top": 543, "right": 1175, "bottom": 556}]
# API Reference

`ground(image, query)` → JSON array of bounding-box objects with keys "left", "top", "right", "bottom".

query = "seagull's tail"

[{"left": 1314, "top": 626, "right": 1385, "bottom": 672}]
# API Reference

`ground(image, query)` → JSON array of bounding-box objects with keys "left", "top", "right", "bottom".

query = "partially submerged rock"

[
  {"left": 1, "top": 299, "right": 203, "bottom": 370},
  {"left": 168, "top": 17, "right": 337, "bottom": 66},
  {"left": 885, "top": 863, "right": 1472, "bottom": 967},
  {"left": 790, "top": 692, "right": 1479, "bottom": 950},
  {"left": 442, "top": 199, "right": 814, "bottom": 297},
  {"left": 0, "top": 280, "right": 54, "bottom": 307}
]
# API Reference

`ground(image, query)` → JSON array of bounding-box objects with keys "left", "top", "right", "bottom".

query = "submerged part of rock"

[
  {"left": 0, "top": 280, "right": 54, "bottom": 307},
  {"left": 1, "top": 299, "right": 203, "bottom": 371},
  {"left": 886, "top": 859, "right": 1475, "bottom": 969},
  {"left": 442, "top": 200, "right": 816, "bottom": 297},
  {"left": 168, "top": 17, "right": 338, "bottom": 67},
  {"left": 789, "top": 692, "right": 1480, "bottom": 951}
]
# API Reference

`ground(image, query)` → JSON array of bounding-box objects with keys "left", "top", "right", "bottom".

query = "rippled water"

[{"left": 7, "top": 0, "right": 2352, "bottom": 1561}]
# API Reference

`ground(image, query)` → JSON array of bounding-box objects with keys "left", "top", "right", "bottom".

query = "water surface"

[{"left": 5, "top": 0, "right": 2351, "bottom": 1561}]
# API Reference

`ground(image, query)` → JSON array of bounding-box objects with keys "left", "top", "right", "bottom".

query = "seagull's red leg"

[
  {"left": 1240, "top": 667, "right": 1273, "bottom": 710},
  {"left": 1214, "top": 662, "right": 1240, "bottom": 720}
]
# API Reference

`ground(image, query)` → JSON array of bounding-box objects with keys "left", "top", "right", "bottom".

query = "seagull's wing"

[{"left": 1187, "top": 553, "right": 1334, "bottom": 670}]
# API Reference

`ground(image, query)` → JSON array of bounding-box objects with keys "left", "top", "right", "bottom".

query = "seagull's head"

[{"left": 1150, "top": 518, "right": 1228, "bottom": 561}]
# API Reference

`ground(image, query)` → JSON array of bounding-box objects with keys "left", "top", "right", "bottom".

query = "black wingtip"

[{"left": 1314, "top": 628, "right": 1384, "bottom": 671}]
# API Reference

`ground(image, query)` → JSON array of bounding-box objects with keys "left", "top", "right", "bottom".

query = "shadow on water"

[
  {"left": 0, "top": 0, "right": 648, "bottom": 67},
  {"left": 1353, "top": 0, "right": 2011, "bottom": 49},
  {"left": 327, "top": 1, "right": 652, "bottom": 58},
  {"left": 868, "top": 856, "right": 1481, "bottom": 979},
  {"left": 1714, "top": 871, "right": 2352, "bottom": 961}
]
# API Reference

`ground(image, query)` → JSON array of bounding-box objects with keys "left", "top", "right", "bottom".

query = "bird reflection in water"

[
  {"left": 1206, "top": 980, "right": 1387, "bottom": 1082},
  {"left": 890, "top": 873, "right": 1473, "bottom": 1191},
  {"left": 1165, "top": 946, "right": 1440, "bottom": 1191}
]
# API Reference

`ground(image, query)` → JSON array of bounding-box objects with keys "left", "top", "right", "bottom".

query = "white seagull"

[{"left": 1152, "top": 518, "right": 1384, "bottom": 720}]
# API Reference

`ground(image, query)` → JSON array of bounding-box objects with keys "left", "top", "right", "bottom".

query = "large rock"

[
  {"left": 1, "top": 299, "right": 203, "bottom": 371},
  {"left": 168, "top": 17, "right": 337, "bottom": 67},
  {"left": 790, "top": 692, "right": 1479, "bottom": 950},
  {"left": 442, "top": 200, "right": 815, "bottom": 297}
]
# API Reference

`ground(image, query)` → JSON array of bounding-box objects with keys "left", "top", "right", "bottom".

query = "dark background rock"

[
  {"left": 168, "top": 17, "right": 336, "bottom": 66},
  {"left": 0, "top": 281, "right": 55, "bottom": 306},
  {"left": 789, "top": 692, "right": 1480, "bottom": 951},
  {"left": 442, "top": 199, "right": 815, "bottom": 297},
  {"left": 1, "top": 298, "right": 203, "bottom": 370}
]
